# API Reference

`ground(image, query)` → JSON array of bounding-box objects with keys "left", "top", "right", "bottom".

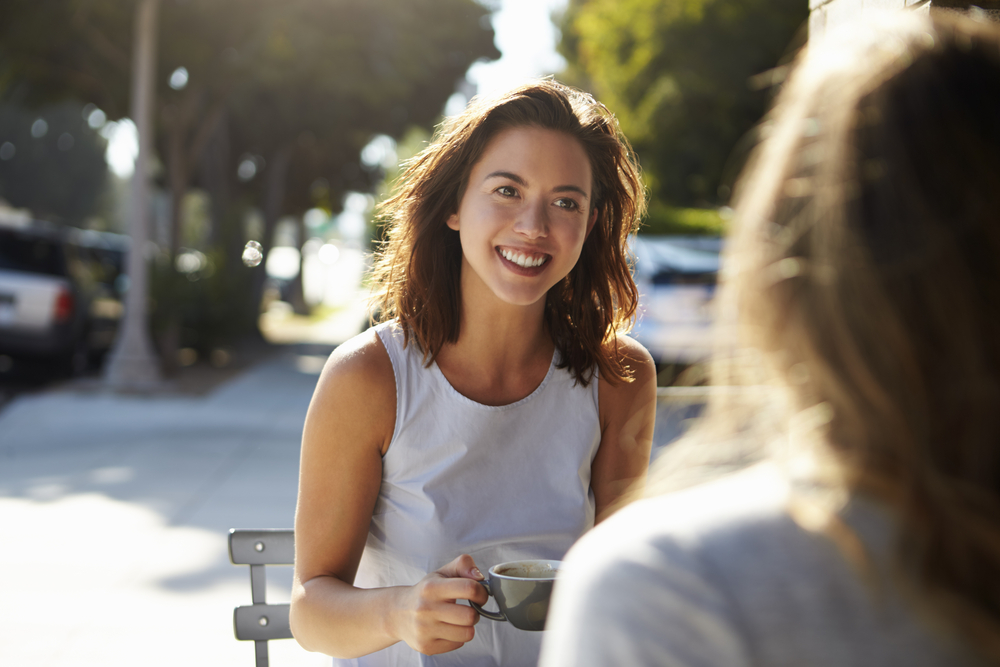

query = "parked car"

[
  {"left": 630, "top": 235, "right": 722, "bottom": 366},
  {"left": 0, "top": 219, "right": 127, "bottom": 374}
]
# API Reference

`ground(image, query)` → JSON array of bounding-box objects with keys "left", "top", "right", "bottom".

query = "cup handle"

[{"left": 469, "top": 580, "right": 506, "bottom": 622}]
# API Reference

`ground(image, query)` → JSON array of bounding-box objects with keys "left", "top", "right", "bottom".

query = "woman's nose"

[{"left": 513, "top": 201, "right": 549, "bottom": 239}]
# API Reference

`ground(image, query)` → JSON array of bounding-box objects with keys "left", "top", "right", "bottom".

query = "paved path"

[
  {"left": 0, "top": 344, "right": 700, "bottom": 667},
  {"left": 0, "top": 348, "right": 329, "bottom": 667}
]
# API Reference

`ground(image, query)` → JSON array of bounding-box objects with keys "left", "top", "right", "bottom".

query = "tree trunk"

[
  {"left": 104, "top": 0, "right": 162, "bottom": 389},
  {"left": 159, "top": 117, "right": 189, "bottom": 375}
]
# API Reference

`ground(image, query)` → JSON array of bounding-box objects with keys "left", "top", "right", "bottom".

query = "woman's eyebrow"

[
  {"left": 484, "top": 171, "right": 590, "bottom": 199},
  {"left": 484, "top": 170, "right": 527, "bottom": 185},
  {"left": 553, "top": 184, "right": 589, "bottom": 199}
]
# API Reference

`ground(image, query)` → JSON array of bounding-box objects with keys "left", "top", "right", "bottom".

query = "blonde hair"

[{"left": 651, "top": 11, "right": 1000, "bottom": 661}]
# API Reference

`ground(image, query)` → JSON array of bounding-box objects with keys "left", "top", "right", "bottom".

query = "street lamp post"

[{"left": 104, "top": 0, "right": 162, "bottom": 390}]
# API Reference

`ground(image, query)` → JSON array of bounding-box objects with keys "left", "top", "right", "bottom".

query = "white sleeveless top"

[{"left": 337, "top": 321, "right": 602, "bottom": 667}]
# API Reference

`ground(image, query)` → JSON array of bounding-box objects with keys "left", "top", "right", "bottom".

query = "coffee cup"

[{"left": 469, "top": 559, "right": 560, "bottom": 631}]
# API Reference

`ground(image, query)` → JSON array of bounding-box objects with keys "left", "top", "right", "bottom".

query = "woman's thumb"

[{"left": 438, "top": 553, "right": 484, "bottom": 580}]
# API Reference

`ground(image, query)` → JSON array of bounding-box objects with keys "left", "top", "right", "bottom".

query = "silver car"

[
  {"left": 0, "top": 220, "right": 126, "bottom": 374},
  {"left": 630, "top": 235, "right": 721, "bottom": 366}
]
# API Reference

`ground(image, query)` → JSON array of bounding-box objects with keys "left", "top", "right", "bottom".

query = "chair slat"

[
  {"left": 234, "top": 603, "right": 293, "bottom": 641},
  {"left": 230, "top": 529, "right": 295, "bottom": 565},
  {"left": 254, "top": 640, "right": 269, "bottom": 667}
]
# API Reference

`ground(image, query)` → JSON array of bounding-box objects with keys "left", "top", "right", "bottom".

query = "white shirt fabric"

[
  {"left": 540, "top": 463, "right": 983, "bottom": 667},
  {"left": 337, "top": 321, "right": 602, "bottom": 667}
]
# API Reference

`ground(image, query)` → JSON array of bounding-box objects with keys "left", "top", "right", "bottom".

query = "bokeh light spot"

[
  {"left": 242, "top": 240, "right": 264, "bottom": 267},
  {"left": 87, "top": 108, "right": 107, "bottom": 129},
  {"left": 169, "top": 66, "right": 190, "bottom": 90}
]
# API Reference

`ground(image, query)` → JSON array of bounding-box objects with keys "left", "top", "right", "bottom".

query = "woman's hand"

[{"left": 391, "top": 554, "right": 489, "bottom": 655}]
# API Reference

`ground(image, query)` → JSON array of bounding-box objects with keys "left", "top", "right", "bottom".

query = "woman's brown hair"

[
  {"left": 370, "top": 80, "right": 646, "bottom": 385},
  {"left": 652, "top": 11, "right": 1000, "bottom": 661}
]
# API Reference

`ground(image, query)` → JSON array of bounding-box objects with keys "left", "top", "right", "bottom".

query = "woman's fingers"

[
  {"left": 423, "top": 574, "right": 489, "bottom": 606},
  {"left": 398, "top": 557, "right": 494, "bottom": 655},
  {"left": 418, "top": 636, "right": 469, "bottom": 656},
  {"left": 430, "top": 554, "right": 488, "bottom": 606},
  {"left": 428, "top": 614, "right": 478, "bottom": 643},
  {"left": 404, "top": 601, "right": 477, "bottom": 654},
  {"left": 435, "top": 598, "right": 481, "bottom": 627},
  {"left": 436, "top": 553, "right": 484, "bottom": 581}
]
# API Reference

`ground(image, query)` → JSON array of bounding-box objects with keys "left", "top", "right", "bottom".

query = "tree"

[
  {"left": 0, "top": 0, "right": 498, "bottom": 366},
  {"left": 0, "top": 100, "right": 109, "bottom": 223},
  {"left": 558, "top": 0, "right": 808, "bottom": 209},
  {"left": 224, "top": 0, "right": 500, "bottom": 312}
]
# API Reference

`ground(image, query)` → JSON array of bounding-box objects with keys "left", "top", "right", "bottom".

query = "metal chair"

[{"left": 229, "top": 529, "right": 295, "bottom": 667}]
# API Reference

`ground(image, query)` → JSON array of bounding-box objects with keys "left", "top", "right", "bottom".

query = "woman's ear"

[{"left": 447, "top": 213, "right": 460, "bottom": 231}]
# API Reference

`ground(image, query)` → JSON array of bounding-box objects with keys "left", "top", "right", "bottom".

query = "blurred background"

[
  {"left": 0, "top": 0, "right": 810, "bottom": 665},
  {"left": 0, "top": 0, "right": 808, "bottom": 396}
]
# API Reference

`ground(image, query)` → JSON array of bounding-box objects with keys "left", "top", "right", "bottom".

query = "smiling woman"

[{"left": 289, "top": 80, "right": 657, "bottom": 667}]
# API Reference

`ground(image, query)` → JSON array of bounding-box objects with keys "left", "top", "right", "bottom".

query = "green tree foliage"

[
  {"left": 0, "top": 101, "right": 108, "bottom": 223},
  {"left": 0, "top": 0, "right": 497, "bottom": 356},
  {"left": 0, "top": 1, "right": 133, "bottom": 118},
  {"left": 222, "top": 0, "right": 499, "bottom": 258},
  {"left": 0, "top": 0, "right": 497, "bottom": 222},
  {"left": 558, "top": 0, "right": 808, "bottom": 208}
]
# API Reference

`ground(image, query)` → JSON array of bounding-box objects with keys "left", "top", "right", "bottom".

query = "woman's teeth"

[{"left": 500, "top": 248, "right": 547, "bottom": 268}]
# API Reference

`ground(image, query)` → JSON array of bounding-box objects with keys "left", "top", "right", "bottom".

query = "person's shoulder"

[
  {"left": 609, "top": 334, "right": 655, "bottom": 372},
  {"left": 648, "top": 463, "right": 791, "bottom": 533},
  {"left": 598, "top": 334, "right": 656, "bottom": 408},
  {"left": 582, "top": 464, "right": 792, "bottom": 557},
  {"left": 310, "top": 326, "right": 395, "bottom": 419},
  {"left": 323, "top": 326, "right": 392, "bottom": 380},
  {"left": 546, "top": 472, "right": 757, "bottom": 667}
]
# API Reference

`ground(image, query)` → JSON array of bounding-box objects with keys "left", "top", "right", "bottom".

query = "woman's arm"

[
  {"left": 289, "top": 329, "right": 488, "bottom": 658},
  {"left": 593, "top": 336, "right": 657, "bottom": 522}
]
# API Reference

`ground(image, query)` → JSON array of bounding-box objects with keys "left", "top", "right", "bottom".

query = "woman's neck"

[{"left": 434, "top": 283, "right": 554, "bottom": 406}]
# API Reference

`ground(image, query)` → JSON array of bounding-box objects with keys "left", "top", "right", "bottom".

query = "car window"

[
  {"left": 66, "top": 243, "right": 124, "bottom": 289},
  {"left": 0, "top": 230, "right": 68, "bottom": 277}
]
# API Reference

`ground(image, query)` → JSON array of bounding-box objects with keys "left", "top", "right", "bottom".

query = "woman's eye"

[
  {"left": 554, "top": 198, "right": 580, "bottom": 211},
  {"left": 496, "top": 185, "right": 517, "bottom": 197}
]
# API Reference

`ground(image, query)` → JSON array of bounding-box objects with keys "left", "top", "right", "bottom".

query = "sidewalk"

[{"left": 0, "top": 348, "right": 330, "bottom": 667}]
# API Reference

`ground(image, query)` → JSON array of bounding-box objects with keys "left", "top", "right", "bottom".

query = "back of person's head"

[
  {"left": 656, "top": 11, "right": 1000, "bottom": 660},
  {"left": 371, "top": 79, "right": 645, "bottom": 385}
]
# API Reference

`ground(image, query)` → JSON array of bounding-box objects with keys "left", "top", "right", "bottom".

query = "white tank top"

[{"left": 339, "top": 320, "right": 601, "bottom": 667}]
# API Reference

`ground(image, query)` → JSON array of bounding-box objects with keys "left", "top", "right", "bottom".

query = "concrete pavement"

[
  {"left": 0, "top": 347, "right": 330, "bottom": 667},
  {"left": 0, "top": 333, "right": 701, "bottom": 667}
]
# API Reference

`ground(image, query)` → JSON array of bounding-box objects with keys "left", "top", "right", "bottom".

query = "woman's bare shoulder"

[
  {"left": 306, "top": 327, "right": 396, "bottom": 452},
  {"left": 613, "top": 335, "right": 655, "bottom": 365},
  {"left": 323, "top": 327, "right": 394, "bottom": 381},
  {"left": 601, "top": 335, "right": 657, "bottom": 396}
]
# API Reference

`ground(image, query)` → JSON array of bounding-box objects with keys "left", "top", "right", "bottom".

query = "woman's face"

[{"left": 447, "top": 125, "right": 596, "bottom": 309}]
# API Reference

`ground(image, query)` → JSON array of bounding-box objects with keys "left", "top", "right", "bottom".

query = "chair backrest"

[{"left": 229, "top": 529, "right": 295, "bottom": 667}]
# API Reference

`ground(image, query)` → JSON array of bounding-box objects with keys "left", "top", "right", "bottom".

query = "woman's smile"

[{"left": 497, "top": 246, "right": 551, "bottom": 272}]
